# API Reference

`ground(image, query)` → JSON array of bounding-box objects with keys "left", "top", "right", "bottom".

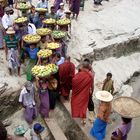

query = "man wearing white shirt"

[
  {"left": 2, "top": 7, "right": 13, "bottom": 30},
  {"left": 19, "top": 81, "right": 37, "bottom": 124},
  {"left": 54, "top": 53, "right": 65, "bottom": 66},
  {"left": 28, "top": 23, "right": 36, "bottom": 34},
  {"left": 37, "top": 0, "right": 48, "bottom": 9}
]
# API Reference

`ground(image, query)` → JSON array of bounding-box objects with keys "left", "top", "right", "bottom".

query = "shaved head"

[
  {"left": 82, "top": 61, "right": 90, "bottom": 69},
  {"left": 65, "top": 56, "right": 71, "bottom": 61}
]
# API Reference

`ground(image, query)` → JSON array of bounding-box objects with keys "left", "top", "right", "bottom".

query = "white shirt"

[
  {"left": 2, "top": 14, "right": 13, "bottom": 29},
  {"left": 28, "top": 23, "right": 36, "bottom": 34},
  {"left": 56, "top": 57, "right": 65, "bottom": 66},
  {"left": 30, "top": 129, "right": 41, "bottom": 140},
  {"left": 56, "top": 9, "right": 65, "bottom": 18},
  {"left": 37, "top": 1, "right": 48, "bottom": 8},
  {"left": 19, "top": 87, "right": 35, "bottom": 108}
]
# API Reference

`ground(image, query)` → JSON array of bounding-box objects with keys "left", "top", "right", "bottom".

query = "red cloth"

[
  {"left": 0, "top": 6, "right": 4, "bottom": 18},
  {"left": 59, "top": 61, "right": 75, "bottom": 97},
  {"left": 71, "top": 70, "right": 93, "bottom": 118}
]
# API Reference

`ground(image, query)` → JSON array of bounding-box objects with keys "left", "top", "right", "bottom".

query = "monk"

[
  {"left": 59, "top": 56, "right": 75, "bottom": 100},
  {"left": 71, "top": 61, "right": 93, "bottom": 124},
  {"left": 78, "top": 58, "right": 95, "bottom": 122}
]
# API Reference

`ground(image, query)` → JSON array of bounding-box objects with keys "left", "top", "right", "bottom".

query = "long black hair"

[{"left": 122, "top": 117, "right": 132, "bottom": 124}]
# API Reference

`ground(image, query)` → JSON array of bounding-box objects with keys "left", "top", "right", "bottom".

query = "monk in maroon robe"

[
  {"left": 59, "top": 56, "right": 75, "bottom": 100},
  {"left": 71, "top": 61, "right": 93, "bottom": 124}
]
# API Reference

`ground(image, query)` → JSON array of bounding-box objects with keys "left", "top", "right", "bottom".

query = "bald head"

[
  {"left": 65, "top": 56, "right": 71, "bottom": 61},
  {"left": 81, "top": 61, "right": 90, "bottom": 70}
]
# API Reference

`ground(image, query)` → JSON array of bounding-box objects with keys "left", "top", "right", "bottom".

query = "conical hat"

[
  {"left": 95, "top": 90, "right": 113, "bottom": 102},
  {"left": 112, "top": 96, "right": 140, "bottom": 118}
]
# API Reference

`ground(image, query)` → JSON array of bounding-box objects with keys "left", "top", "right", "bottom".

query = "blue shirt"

[{"left": 26, "top": 47, "right": 39, "bottom": 60}]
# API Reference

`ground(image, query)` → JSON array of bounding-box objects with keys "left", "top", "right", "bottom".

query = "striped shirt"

[{"left": 4, "top": 35, "right": 18, "bottom": 49}]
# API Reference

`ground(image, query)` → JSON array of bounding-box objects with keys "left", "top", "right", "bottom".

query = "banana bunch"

[
  {"left": 17, "top": 3, "right": 31, "bottom": 10},
  {"left": 37, "top": 49, "right": 52, "bottom": 58},
  {"left": 31, "top": 65, "right": 41, "bottom": 75},
  {"left": 32, "top": 64, "right": 58, "bottom": 77},
  {"left": 56, "top": 18, "right": 71, "bottom": 26},
  {"left": 36, "top": 8, "right": 47, "bottom": 12},
  {"left": 47, "top": 64, "right": 58, "bottom": 74},
  {"left": 23, "top": 34, "right": 41, "bottom": 43},
  {"left": 43, "top": 18, "right": 56, "bottom": 25},
  {"left": 36, "top": 28, "right": 52, "bottom": 36},
  {"left": 47, "top": 42, "right": 60, "bottom": 50},
  {"left": 15, "top": 17, "right": 28, "bottom": 24},
  {"left": 52, "top": 30, "right": 66, "bottom": 39}
]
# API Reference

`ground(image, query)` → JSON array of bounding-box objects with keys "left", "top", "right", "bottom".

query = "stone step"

[
  {"left": 63, "top": 102, "right": 94, "bottom": 140},
  {"left": 45, "top": 118, "right": 68, "bottom": 140}
]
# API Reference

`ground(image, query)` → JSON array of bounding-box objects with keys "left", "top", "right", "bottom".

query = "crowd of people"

[{"left": 0, "top": 0, "right": 135, "bottom": 140}]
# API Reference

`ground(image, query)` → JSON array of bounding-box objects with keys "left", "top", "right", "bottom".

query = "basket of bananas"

[
  {"left": 47, "top": 64, "right": 59, "bottom": 74},
  {"left": 37, "top": 49, "right": 52, "bottom": 58},
  {"left": 47, "top": 42, "right": 60, "bottom": 50},
  {"left": 17, "top": 3, "right": 31, "bottom": 10},
  {"left": 14, "top": 17, "right": 28, "bottom": 24},
  {"left": 56, "top": 18, "right": 71, "bottom": 26},
  {"left": 43, "top": 18, "right": 56, "bottom": 25},
  {"left": 36, "top": 28, "right": 52, "bottom": 36},
  {"left": 23, "top": 34, "right": 41, "bottom": 44},
  {"left": 52, "top": 30, "right": 66, "bottom": 39},
  {"left": 36, "top": 8, "right": 48, "bottom": 13},
  {"left": 32, "top": 64, "right": 58, "bottom": 78}
]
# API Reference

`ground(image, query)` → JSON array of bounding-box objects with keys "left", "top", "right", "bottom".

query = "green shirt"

[{"left": 4, "top": 35, "right": 19, "bottom": 49}]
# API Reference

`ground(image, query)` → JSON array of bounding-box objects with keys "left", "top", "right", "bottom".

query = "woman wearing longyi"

[{"left": 111, "top": 96, "right": 140, "bottom": 140}]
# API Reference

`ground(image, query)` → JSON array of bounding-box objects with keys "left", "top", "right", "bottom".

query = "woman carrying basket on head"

[{"left": 36, "top": 77, "right": 50, "bottom": 121}]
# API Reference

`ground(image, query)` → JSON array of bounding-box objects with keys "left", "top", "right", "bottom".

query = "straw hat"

[
  {"left": 112, "top": 96, "right": 140, "bottom": 118},
  {"left": 14, "top": 125, "right": 27, "bottom": 136},
  {"left": 95, "top": 90, "right": 113, "bottom": 102},
  {"left": 64, "top": 9, "right": 71, "bottom": 14},
  {"left": 6, "top": 27, "right": 15, "bottom": 34}
]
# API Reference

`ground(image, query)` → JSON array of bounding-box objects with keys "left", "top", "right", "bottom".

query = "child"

[
  {"left": 90, "top": 90, "right": 113, "bottom": 140},
  {"left": 111, "top": 117, "right": 132, "bottom": 140},
  {"left": 102, "top": 72, "right": 114, "bottom": 94}
]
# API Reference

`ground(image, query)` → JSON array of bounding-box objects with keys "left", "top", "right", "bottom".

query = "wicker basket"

[
  {"left": 36, "top": 28, "right": 52, "bottom": 36},
  {"left": 22, "top": 34, "right": 41, "bottom": 44},
  {"left": 43, "top": 19, "right": 56, "bottom": 25},
  {"left": 112, "top": 96, "right": 140, "bottom": 118},
  {"left": 36, "top": 8, "right": 47, "bottom": 13}
]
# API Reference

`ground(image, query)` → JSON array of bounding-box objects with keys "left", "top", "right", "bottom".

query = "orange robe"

[{"left": 71, "top": 70, "right": 93, "bottom": 118}]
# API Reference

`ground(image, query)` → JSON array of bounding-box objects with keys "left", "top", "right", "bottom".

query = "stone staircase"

[
  {"left": 63, "top": 102, "right": 94, "bottom": 140},
  {"left": 41, "top": 101, "right": 93, "bottom": 140},
  {"left": 45, "top": 118, "right": 68, "bottom": 140}
]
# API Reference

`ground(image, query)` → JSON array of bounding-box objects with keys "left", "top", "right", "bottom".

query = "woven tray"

[{"left": 112, "top": 96, "right": 140, "bottom": 118}]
